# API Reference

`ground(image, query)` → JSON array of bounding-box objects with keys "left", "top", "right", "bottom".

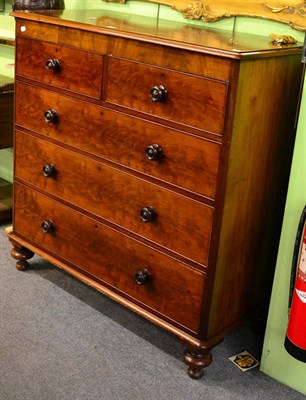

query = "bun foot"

[
  {"left": 183, "top": 347, "right": 212, "bottom": 380},
  {"left": 16, "top": 260, "right": 31, "bottom": 271},
  {"left": 10, "top": 242, "right": 34, "bottom": 271}
]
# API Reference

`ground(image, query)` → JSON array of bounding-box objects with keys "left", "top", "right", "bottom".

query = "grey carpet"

[{"left": 0, "top": 221, "right": 304, "bottom": 400}]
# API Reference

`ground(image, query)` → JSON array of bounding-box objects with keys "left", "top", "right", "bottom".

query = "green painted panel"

[
  {"left": 260, "top": 77, "right": 306, "bottom": 395},
  {"left": 67, "top": 0, "right": 158, "bottom": 18},
  {"left": 0, "top": 1, "right": 15, "bottom": 38},
  {"left": 0, "top": 44, "right": 14, "bottom": 78},
  {"left": 0, "top": 148, "right": 13, "bottom": 183},
  {"left": 234, "top": 17, "right": 305, "bottom": 40}
]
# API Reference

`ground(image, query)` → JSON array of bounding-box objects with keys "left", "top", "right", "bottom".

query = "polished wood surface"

[
  {"left": 206, "top": 53, "right": 303, "bottom": 337},
  {"left": 15, "top": 130, "right": 213, "bottom": 265},
  {"left": 15, "top": 82, "right": 221, "bottom": 199},
  {"left": 9, "top": 10, "right": 304, "bottom": 379},
  {"left": 16, "top": 36, "right": 104, "bottom": 98},
  {"left": 12, "top": 10, "right": 305, "bottom": 54},
  {"left": 106, "top": 57, "right": 228, "bottom": 135},
  {"left": 13, "top": 183, "right": 205, "bottom": 333}
]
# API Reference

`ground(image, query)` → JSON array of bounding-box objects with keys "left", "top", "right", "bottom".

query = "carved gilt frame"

[{"left": 104, "top": 1, "right": 306, "bottom": 30}]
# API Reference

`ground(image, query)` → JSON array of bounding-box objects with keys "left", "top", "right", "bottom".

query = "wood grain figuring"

[
  {"left": 12, "top": 11, "right": 304, "bottom": 55},
  {"left": 6, "top": 227, "right": 213, "bottom": 349},
  {"left": 16, "top": 36, "right": 104, "bottom": 98},
  {"left": 59, "top": 27, "right": 234, "bottom": 81},
  {"left": 106, "top": 57, "right": 228, "bottom": 135},
  {"left": 15, "top": 19, "right": 59, "bottom": 42},
  {"left": 9, "top": 11, "right": 304, "bottom": 379},
  {"left": 206, "top": 54, "right": 303, "bottom": 337},
  {"left": 13, "top": 183, "right": 205, "bottom": 334},
  {"left": 15, "top": 82, "right": 221, "bottom": 199},
  {"left": 15, "top": 130, "right": 214, "bottom": 265}
]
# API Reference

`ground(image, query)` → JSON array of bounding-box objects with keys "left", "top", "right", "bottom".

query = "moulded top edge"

[{"left": 11, "top": 9, "right": 303, "bottom": 59}]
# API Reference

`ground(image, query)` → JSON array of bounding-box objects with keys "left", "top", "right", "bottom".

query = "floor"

[{"left": 0, "top": 221, "right": 305, "bottom": 400}]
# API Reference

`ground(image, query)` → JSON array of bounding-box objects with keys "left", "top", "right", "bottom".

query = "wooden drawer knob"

[
  {"left": 42, "top": 163, "right": 56, "bottom": 178},
  {"left": 45, "top": 58, "right": 61, "bottom": 72},
  {"left": 150, "top": 85, "right": 168, "bottom": 102},
  {"left": 44, "top": 109, "right": 58, "bottom": 124},
  {"left": 135, "top": 269, "right": 151, "bottom": 285},
  {"left": 145, "top": 144, "right": 163, "bottom": 161},
  {"left": 140, "top": 206, "right": 157, "bottom": 222},
  {"left": 41, "top": 220, "right": 55, "bottom": 234}
]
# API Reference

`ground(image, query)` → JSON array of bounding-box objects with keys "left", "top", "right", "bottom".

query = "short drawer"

[
  {"left": 16, "top": 37, "right": 103, "bottom": 99},
  {"left": 14, "top": 183, "right": 205, "bottom": 334},
  {"left": 106, "top": 57, "right": 228, "bottom": 135},
  {"left": 15, "top": 131, "right": 213, "bottom": 265},
  {"left": 15, "top": 82, "right": 221, "bottom": 199}
]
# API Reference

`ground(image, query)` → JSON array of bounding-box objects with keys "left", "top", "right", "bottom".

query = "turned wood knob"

[
  {"left": 135, "top": 269, "right": 151, "bottom": 285},
  {"left": 44, "top": 109, "right": 58, "bottom": 124},
  {"left": 42, "top": 163, "right": 56, "bottom": 177},
  {"left": 140, "top": 206, "right": 157, "bottom": 222},
  {"left": 45, "top": 58, "right": 61, "bottom": 72},
  {"left": 149, "top": 85, "right": 168, "bottom": 102},
  {"left": 41, "top": 220, "right": 55, "bottom": 234},
  {"left": 145, "top": 144, "right": 163, "bottom": 161}
]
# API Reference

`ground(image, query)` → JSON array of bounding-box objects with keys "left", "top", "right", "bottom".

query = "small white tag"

[
  {"left": 296, "top": 289, "right": 306, "bottom": 303},
  {"left": 20, "top": 26, "right": 26, "bottom": 32}
]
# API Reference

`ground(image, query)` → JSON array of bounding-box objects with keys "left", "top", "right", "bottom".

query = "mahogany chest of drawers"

[{"left": 7, "top": 9, "right": 303, "bottom": 379}]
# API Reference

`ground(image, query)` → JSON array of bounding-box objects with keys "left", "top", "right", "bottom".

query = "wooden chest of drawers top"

[{"left": 13, "top": 10, "right": 302, "bottom": 141}]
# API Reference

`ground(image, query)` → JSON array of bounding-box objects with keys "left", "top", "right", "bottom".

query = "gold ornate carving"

[
  {"left": 102, "top": 0, "right": 306, "bottom": 30},
  {"left": 178, "top": 2, "right": 225, "bottom": 21},
  {"left": 269, "top": 32, "right": 298, "bottom": 43},
  {"left": 265, "top": 2, "right": 306, "bottom": 16},
  {"left": 177, "top": 1, "right": 241, "bottom": 21}
]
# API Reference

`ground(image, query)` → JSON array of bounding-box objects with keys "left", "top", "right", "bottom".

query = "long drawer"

[
  {"left": 15, "top": 130, "right": 213, "bottom": 265},
  {"left": 15, "top": 82, "right": 221, "bottom": 200},
  {"left": 106, "top": 57, "right": 228, "bottom": 135},
  {"left": 16, "top": 37, "right": 104, "bottom": 99},
  {"left": 13, "top": 183, "right": 205, "bottom": 334}
]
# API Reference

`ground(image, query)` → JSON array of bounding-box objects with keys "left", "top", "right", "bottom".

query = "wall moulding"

[{"left": 103, "top": 0, "right": 306, "bottom": 30}]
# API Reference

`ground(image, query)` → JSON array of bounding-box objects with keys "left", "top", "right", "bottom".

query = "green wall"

[
  {"left": 0, "top": 0, "right": 306, "bottom": 392},
  {"left": 260, "top": 77, "right": 306, "bottom": 395}
]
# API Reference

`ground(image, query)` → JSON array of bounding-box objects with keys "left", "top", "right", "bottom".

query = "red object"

[{"left": 285, "top": 211, "right": 306, "bottom": 362}]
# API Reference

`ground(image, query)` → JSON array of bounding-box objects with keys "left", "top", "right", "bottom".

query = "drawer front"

[
  {"left": 106, "top": 58, "right": 228, "bottom": 135},
  {"left": 14, "top": 183, "right": 205, "bottom": 333},
  {"left": 15, "top": 82, "right": 221, "bottom": 199},
  {"left": 16, "top": 37, "right": 103, "bottom": 99},
  {"left": 16, "top": 19, "right": 59, "bottom": 43},
  {"left": 15, "top": 131, "right": 213, "bottom": 265}
]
